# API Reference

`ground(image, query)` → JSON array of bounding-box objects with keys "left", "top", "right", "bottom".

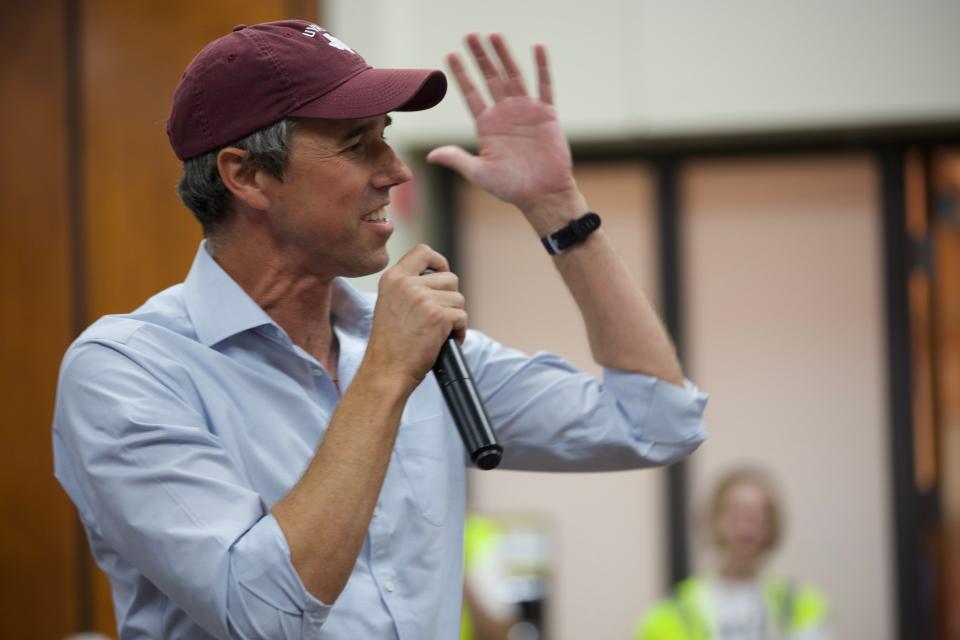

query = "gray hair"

[{"left": 176, "top": 118, "right": 299, "bottom": 236}]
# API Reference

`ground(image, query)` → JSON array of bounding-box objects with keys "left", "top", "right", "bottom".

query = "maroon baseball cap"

[{"left": 167, "top": 20, "right": 447, "bottom": 160}]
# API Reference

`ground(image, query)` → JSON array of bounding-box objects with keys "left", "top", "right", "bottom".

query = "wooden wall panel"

[
  {"left": 0, "top": 1, "right": 78, "bottom": 637},
  {"left": 81, "top": 1, "right": 282, "bottom": 322}
]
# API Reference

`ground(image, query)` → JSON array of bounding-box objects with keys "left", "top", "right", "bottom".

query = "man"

[{"left": 53, "top": 20, "right": 707, "bottom": 639}]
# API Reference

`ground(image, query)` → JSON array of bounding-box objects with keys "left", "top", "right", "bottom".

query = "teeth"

[{"left": 363, "top": 208, "right": 388, "bottom": 222}]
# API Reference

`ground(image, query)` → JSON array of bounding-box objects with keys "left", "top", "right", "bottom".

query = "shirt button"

[
  {"left": 311, "top": 368, "right": 324, "bottom": 377},
  {"left": 384, "top": 580, "right": 394, "bottom": 592},
  {"left": 373, "top": 508, "right": 381, "bottom": 518}
]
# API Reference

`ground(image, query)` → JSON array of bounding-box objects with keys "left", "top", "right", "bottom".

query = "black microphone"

[
  {"left": 422, "top": 270, "right": 502, "bottom": 470},
  {"left": 433, "top": 335, "right": 502, "bottom": 469}
]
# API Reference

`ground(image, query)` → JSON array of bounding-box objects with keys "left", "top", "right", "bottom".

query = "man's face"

[{"left": 262, "top": 114, "right": 412, "bottom": 278}]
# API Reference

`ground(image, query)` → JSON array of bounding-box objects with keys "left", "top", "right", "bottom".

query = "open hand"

[{"left": 427, "top": 34, "right": 579, "bottom": 214}]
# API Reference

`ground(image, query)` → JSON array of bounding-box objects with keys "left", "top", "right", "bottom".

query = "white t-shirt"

[{"left": 708, "top": 578, "right": 771, "bottom": 640}]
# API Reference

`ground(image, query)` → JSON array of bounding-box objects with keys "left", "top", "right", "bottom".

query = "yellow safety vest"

[
  {"left": 633, "top": 575, "right": 829, "bottom": 640},
  {"left": 461, "top": 515, "right": 504, "bottom": 640}
]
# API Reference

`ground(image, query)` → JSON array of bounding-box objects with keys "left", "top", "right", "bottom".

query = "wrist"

[
  {"left": 541, "top": 211, "right": 601, "bottom": 256},
  {"left": 520, "top": 187, "right": 589, "bottom": 237},
  {"left": 352, "top": 359, "right": 418, "bottom": 405}
]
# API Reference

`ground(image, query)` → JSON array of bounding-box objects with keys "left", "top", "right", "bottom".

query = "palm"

[
  {"left": 471, "top": 97, "right": 573, "bottom": 207},
  {"left": 427, "top": 34, "right": 577, "bottom": 210}
]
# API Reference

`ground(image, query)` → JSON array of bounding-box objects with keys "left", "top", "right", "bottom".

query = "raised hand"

[{"left": 427, "top": 34, "right": 581, "bottom": 217}]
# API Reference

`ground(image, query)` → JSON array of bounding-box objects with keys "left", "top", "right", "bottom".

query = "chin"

[
  {"left": 343, "top": 252, "right": 390, "bottom": 278},
  {"left": 735, "top": 548, "right": 765, "bottom": 563}
]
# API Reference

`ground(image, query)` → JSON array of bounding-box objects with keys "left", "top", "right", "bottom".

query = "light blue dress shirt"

[{"left": 53, "top": 242, "right": 707, "bottom": 639}]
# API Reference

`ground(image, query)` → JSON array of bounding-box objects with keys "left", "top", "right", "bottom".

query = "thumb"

[{"left": 426, "top": 145, "right": 479, "bottom": 180}]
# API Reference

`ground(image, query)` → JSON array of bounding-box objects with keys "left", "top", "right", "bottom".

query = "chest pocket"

[
  {"left": 395, "top": 412, "right": 453, "bottom": 527},
  {"left": 394, "top": 381, "right": 460, "bottom": 526}
]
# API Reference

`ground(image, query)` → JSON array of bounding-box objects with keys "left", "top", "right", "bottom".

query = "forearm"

[
  {"left": 271, "top": 244, "right": 464, "bottom": 603},
  {"left": 523, "top": 189, "right": 685, "bottom": 386},
  {"left": 272, "top": 364, "right": 411, "bottom": 603}
]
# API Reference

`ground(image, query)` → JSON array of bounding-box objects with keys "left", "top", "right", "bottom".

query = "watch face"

[{"left": 542, "top": 234, "right": 563, "bottom": 255}]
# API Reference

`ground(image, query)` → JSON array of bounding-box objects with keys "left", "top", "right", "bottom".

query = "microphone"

[
  {"left": 423, "top": 270, "right": 502, "bottom": 470},
  {"left": 433, "top": 335, "right": 503, "bottom": 470}
]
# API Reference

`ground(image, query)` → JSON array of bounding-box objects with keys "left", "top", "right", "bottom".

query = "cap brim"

[{"left": 290, "top": 67, "right": 447, "bottom": 120}]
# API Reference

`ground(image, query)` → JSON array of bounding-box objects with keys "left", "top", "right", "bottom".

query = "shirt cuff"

[
  {"left": 603, "top": 368, "right": 709, "bottom": 446},
  {"left": 231, "top": 513, "right": 330, "bottom": 620}
]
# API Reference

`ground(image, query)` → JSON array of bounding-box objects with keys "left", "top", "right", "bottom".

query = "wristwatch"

[{"left": 540, "top": 211, "right": 601, "bottom": 255}]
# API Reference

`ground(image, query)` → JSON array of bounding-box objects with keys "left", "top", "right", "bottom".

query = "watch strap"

[{"left": 541, "top": 211, "right": 601, "bottom": 255}]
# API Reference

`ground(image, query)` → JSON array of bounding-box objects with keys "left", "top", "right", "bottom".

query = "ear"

[{"left": 217, "top": 147, "right": 272, "bottom": 211}]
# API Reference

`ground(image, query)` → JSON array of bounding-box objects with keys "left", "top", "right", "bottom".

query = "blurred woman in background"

[{"left": 634, "top": 466, "right": 830, "bottom": 640}]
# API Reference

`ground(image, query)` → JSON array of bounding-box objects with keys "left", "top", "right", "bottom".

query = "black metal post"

[
  {"left": 657, "top": 156, "right": 690, "bottom": 587},
  {"left": 879, "top": 145, "right": 924, "bottom": 640}
]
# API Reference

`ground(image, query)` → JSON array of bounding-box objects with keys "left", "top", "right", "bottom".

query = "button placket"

[{"left": 368, "top": 503, "right": 399, "bottom": 606}]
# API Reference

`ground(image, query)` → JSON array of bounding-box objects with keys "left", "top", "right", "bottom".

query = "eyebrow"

[{"left": 340, "top": 115, "right": 392, "bottom": 143}]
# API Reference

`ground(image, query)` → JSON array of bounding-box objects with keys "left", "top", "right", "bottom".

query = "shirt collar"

[
  {"left": 182, "top": 241, "right": 276, "bottom": 347},
  {"left": 182, "top": 241, "right": 376, "bottom": 347},
  {"left": 331, "top": 277, "right": 376, "bottom": 338}
]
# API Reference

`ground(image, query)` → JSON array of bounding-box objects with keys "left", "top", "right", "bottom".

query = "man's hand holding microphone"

[{"left": 364, "top": 244, "right": 502, "bottom": 469}]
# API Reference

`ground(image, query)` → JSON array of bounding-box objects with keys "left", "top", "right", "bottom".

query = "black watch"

[{"left": 540, "top": 211, "right": 601, "bottom": 255}]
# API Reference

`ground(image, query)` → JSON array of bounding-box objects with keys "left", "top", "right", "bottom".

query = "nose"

[{"left": 373, "top": 145, "right": 413, "bottom": 190}]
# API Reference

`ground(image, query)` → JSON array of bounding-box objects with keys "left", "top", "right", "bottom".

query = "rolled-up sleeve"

[
  {"left": 462, "top": 330, "right": 708, "bottom": 471},
  {"left": 53, "top": 341, "right": 329, "bottom": 639},
  {"left": 227, "top": 515, "right": 329, "bottom": 638}
]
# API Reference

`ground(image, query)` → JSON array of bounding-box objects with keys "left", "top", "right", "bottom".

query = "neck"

[
  {"left": 209, "top": 232, "right": 338, "bottom": 368},
  {"left": 717, "top": 556, "right": 762, "bottom": 581}
]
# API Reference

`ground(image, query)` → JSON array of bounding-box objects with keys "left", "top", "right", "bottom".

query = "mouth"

[{"left": 361, "top": 207, "right": 390, "bottom": 224}]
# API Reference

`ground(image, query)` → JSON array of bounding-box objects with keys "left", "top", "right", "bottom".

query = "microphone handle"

[{"left": 433, "top": 336, "right": 502, "bottom": 470}]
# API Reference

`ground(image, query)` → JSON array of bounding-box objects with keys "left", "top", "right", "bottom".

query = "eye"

[{"left": 346, "top": 140, "right": 364, "bottom": 153}]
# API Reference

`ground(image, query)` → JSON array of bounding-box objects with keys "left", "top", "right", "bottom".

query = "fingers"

[
  {"left": 447, "top": 53, "right": 486, "bottom": 118},
  {"left": 534, "top": 44, "right": 553, "bottom": 105},
  {"left": 427, "top": 287, "right": 467, "bottom": 343},
  {"left": 415, "top": 284, "right": 466, "bottom": 338},
  {"left": 385, "top": 248, "right": 467, "bottom": 338},
  {"left": 390, "top": 244, "right": 449, "bottom": 278},
  {"left": 419, "top": 270, "right": 460, "bottom": 292},
  {"left": 434, "top": 306, "right": 469, "bottom": 347},
  {"left": 436, "top": 293, "right": 469, "bottom": 340},
  {"left": 489, "top": 34, "right": 527, "bottom": 97},
  {"left": 432, "top": 290, "right": 467, "bottom": 318},
  {"left": 466, "top": 33, "right": 506, "bottom": 102},
  {"left": 448, "top": 308, "right": 468, "bottom": 345},
  {"left": 451, "top": 33, "right": 532, "bottom": 110}
]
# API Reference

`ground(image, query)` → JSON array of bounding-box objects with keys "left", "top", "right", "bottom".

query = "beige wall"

[
  {"left": 682, "top": 154, "right": 893, "bottom": 638},
  {"left": 327, "top": 0, "right": 960, "bottom": 145},
  {"left": 460, "top": 163, "right": 663, "bottom": 639}
]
